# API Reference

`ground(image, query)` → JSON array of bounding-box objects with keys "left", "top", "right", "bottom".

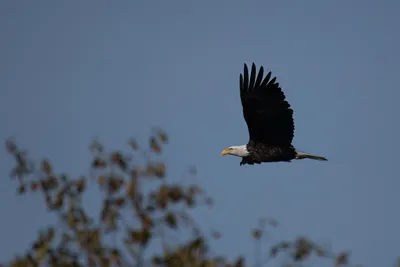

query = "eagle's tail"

[{"left": 295, "top": 151, "right": 327, "bottom": 161}]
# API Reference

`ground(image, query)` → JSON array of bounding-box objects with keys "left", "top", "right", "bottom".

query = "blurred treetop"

[{"left": 3, "top": 129, "right": 360, "bottom": 267}]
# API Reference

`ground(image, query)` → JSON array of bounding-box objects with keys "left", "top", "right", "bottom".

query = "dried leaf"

[
  {"left": 141, "top": 214, "right": 153, "bottom": 229},
  {"left": 168, "top": 186, "right": 183, "bottom": 202},
  {"left": 336, "top": 251, "right": 349, "bottom": 266},
  {"left": 145, "top": 165, "right": 156, "bottom": 177},
  {"left": 126, "top": 180, "right": 136, "bottom": 199},
  {"left": 185, "top": 196, "right": 195, "bottom": 208},
  {"left": 5, "top": 138, "right": 17, "bottom": 154},
  {"left": 100, "top": 257, "right": 110, "bottom": 267},
  {"left": 108, "top": 177, "right": 124, "bottom": 194},
  {"left": 60, "top": 174, "right": 68, "bottom": 182},
  {"left": 115, "top": 197, "right": 125, "bottom": 208},
  {"left": 46, "top": 227, "right": 55, "bottom": 243},
  {"left": 92, "top": 158, "right": 107, "bottom": 168},
  {"left": 165, "top": 212, "right": 177, "bottom": 229},
  {"left": 32, "top": 239, "right": 44, "bottom": 250},
  {"left": 17, "top": 184, "right": 26, "bottom": 195},
  {"left": 154, "top": 163, "right": 166, "bottom": 178},
  {"left": 270, "top": 246, "right": 279, "bottom": 257},
  {"left": 87, "top": 254, "right": 96, "bottom": 267},
  {"left": 35, "top": 243, "right": 48, "bottom": 263},
  {"left": 101, "top": 199, "right": 111, "bottom": 222},
  {"left": 131, "top": 167, "right": 141, "bottom": 179},
  {"left": 158, "top": 130, "right": 168, "bottom": 144},
  {"left": 145, "top": 204, "right": 156, "bottom": 213},
  {"left": 54, "top": 191, "right": 64, "bottom": 209},
  {"left": 205, "top": 259, "right": 217, "bottom": 267},
  {"left": 98, "top": 176, "right": 106, "bottom": 185},
  {"left": 251, "top": 229, "right": 262, "bottom": 239},
  {"left": 279, "top": 241, "right": 291, "bottom": 249},
  {"left": 41, "top": 176, "right": 59, "bottom": 191},
  {"left": 111, "top": 152, "right": 127, "bottom": 170},
  {"left": 128, "top": 138, "right": 139, "bottom": 150},
  {"left": 106, "top": 208, "right": 119, "bottom": 231},
  {"left": 41, "top": 159, "right": 52, "bottom": 175},
  {"left": 188, "top": 185, "right": 202, "bottom": 197},
  {"left": 189, "top": 237, "right": 204, "bottom": 251},
  {"left": 110, "top": 249, "right": 121, "bottom": 263},
  {"left": 150, "top": 137, "right": 161, "bottom": 153},
  {"left": 75, "top": 177, "right": 86, "bottom": 193},
  {"left": 234, "top": 257, "right": 244, "bottom": 267},
  {"left": 157, "top": 199, "right": 167, "bottom": 209},
  {"left": 131, "top": 229, "right": 151, "bottom": 246},
  {"left": 294, "top": 238, "right": 312, "bottom": 261},
  {"left": 30, "top": 182, "right": 39, "bottom": 192},
  {"left": 152, "top": 256, "right": 163, "bottom": 265}
]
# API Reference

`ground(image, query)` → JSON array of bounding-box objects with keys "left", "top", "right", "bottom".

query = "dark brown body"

[{"left": 240, "top": 141, "right": 297, "bottom": 165}]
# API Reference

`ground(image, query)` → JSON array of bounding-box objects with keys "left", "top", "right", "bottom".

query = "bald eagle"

[{"left": 222, "top": 63, "right": 327, "bottom": 165}]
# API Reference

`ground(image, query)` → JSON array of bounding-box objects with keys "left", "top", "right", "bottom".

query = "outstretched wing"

[{"left": 240, "top": 63, "right": 294, "bottom": 145}]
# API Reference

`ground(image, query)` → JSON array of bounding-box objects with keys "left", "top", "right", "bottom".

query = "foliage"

[{"left": 4, "top": 129, "right": 360, "bottom": 267}]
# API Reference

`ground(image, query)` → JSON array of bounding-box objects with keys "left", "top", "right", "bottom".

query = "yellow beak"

[{"left": 221, "top": 149, "right": 230, "bottom": 156}]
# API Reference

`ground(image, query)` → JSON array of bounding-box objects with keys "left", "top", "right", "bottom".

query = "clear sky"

[{"left": 1, "top": 1, "right": 399, "bottom": 266}]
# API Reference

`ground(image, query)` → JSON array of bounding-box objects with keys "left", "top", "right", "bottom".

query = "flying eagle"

[{"left": 222, "top": 63, "right": 327, "bottom": 165}]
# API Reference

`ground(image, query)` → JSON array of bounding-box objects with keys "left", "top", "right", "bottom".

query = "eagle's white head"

[{"left": 221, "top": 145, "right": 249, "bottom": 157}]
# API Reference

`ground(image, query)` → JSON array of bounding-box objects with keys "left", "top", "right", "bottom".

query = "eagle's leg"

[{"left": 240, "top": 157, "right": 260, "bottom": 166}]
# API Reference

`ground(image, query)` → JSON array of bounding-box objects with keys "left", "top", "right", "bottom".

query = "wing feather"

[
  {"left": 249, "top": 63, "right": 257, "bottom": 89},
  {"left": 254, "top": 67, "right": 264, "bottom": 88},
  {"left": 243, "top": 64, "right": 249, "bottom": 91}
]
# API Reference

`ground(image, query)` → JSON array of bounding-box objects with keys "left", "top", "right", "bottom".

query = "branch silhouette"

[{"left": 4, "top": 129, "right": 361, "bottom": 267}]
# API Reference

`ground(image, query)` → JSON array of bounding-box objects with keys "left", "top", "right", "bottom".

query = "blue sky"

[{"left": 1, "top": 1, "right": 399, "bottom": 266}]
